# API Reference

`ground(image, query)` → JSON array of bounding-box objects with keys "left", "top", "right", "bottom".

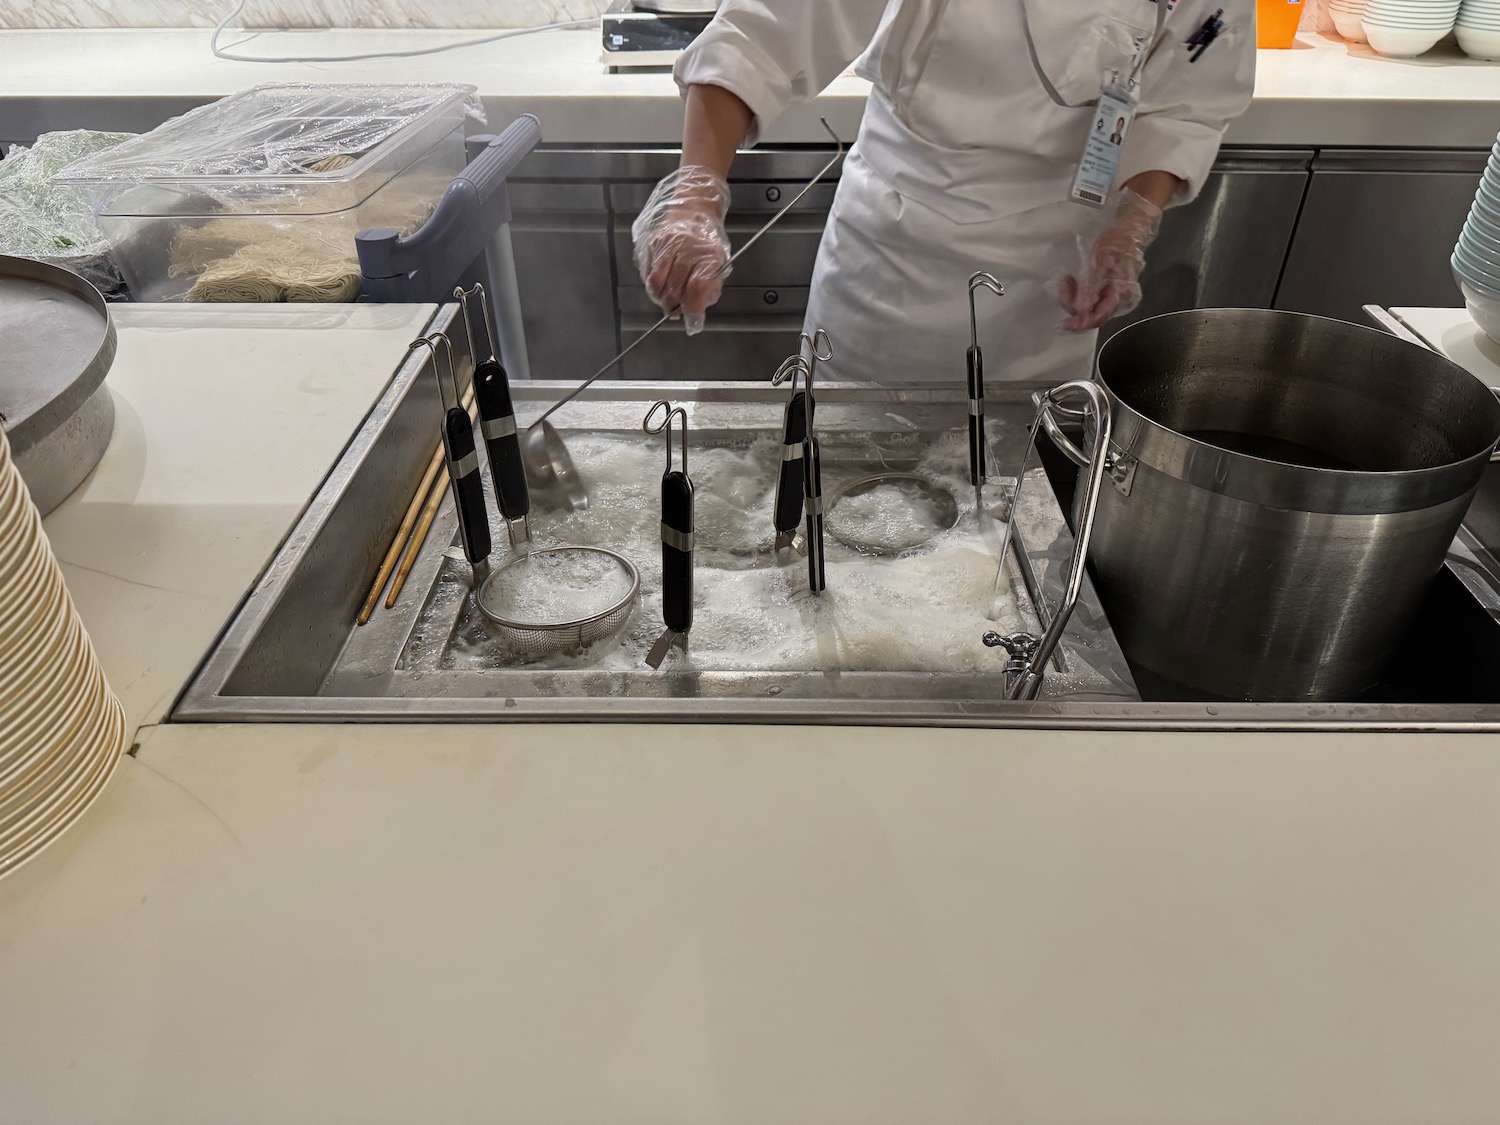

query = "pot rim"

[{"left": 1095, "top": 309, "right": 1500, "bottom": 515}]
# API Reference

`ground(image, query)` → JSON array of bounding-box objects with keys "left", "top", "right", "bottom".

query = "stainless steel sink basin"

[
  {"left": 174, "top": 305, "right": 1500, "bottom": 730},
  {"left": 174, "top": 306, "right": 1136, "bottom": 725}
]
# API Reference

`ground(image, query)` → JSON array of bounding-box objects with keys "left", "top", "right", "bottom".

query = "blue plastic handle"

[{"left": 356, "top": 114, "right": 542, "bottom": 298}]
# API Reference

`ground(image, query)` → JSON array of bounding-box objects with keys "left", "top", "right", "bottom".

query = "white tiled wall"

[{"left": 0, "top": 0, "right": 611, "bottom": 28}]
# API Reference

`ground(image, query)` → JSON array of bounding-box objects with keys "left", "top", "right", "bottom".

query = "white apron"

[
  {"left": 803, "top": 132, "right": 1108, "bottom": 385},
  {"left": 803, "top": 0, "right": 1160, "bottom": 384}
]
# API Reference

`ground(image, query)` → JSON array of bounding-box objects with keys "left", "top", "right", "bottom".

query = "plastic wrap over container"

[
  {"left": 0, "top": 130, "right": 136, "bottom": 294},
  {"left": 53, "top": 84, "right": 484, "bottom": 302}
]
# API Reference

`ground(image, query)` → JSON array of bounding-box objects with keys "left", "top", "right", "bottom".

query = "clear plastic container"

[{"left": 54, "top": 83, "right": 480, "bottom": 302}]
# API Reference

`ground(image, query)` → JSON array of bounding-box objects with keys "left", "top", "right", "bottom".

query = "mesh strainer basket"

[
  {"left": 825, "top": 472, "right": 960, "bottom": 556},
  {"left": 476, "top": 546, "right": 639, "bottom": 661}
]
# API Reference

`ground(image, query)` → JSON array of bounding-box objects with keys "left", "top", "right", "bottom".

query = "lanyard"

[{"left": 1022, "top": 0, "right": 1179, "bottom": 110}]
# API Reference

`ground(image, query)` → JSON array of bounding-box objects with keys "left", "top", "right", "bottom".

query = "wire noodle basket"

[
  {"left": 476, "top": 546, "right": 639, "bottom": 660},
  {"left": 825, "top": 472, "right": 961, "bottom": 556}
]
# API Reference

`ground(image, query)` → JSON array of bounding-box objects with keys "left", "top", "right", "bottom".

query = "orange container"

[{"left": 1256, "top": 0, "right": 1305, "bottom": 47}]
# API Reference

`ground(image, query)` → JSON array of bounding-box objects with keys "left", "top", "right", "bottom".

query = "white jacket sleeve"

[
  {"left": 1117, "top": 0, "right": 1257, "bottom": 205},
  {"left": 674, "top": 0, "right": 890, "bottom": 143}
]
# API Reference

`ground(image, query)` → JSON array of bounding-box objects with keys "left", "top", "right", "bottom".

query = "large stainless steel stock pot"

[{"left": 1050, "top": 309, "right": 1500, "bottom": 701}]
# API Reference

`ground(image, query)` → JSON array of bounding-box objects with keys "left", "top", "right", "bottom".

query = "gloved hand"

[
  {"left": 1057, "top": 188, "right": 1164, "bottom": 333},
  {"left": 631, "top": 166, "right": 732, "bottom": 336}
]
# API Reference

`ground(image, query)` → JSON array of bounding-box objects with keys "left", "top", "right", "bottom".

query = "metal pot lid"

[{"left": 0, "top": 255, "right": 116, "bottom": 459}]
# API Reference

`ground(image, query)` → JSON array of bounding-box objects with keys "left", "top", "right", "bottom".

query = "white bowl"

[
  {"left": 1334, "top": 8, "right": 1371, "bottom": 36},
  {"left": 1365, "top": 0, "right": 1462, "bottom": 13},
  {"left": 1457, "top": 237, "right": 1500, "bottom": 272},
  {"left": 1361, "top": 9, "right": 1460, "bottom": 25},
  {"left": 1361, "top": 14, "right": 1459, "bottom": 26},
  {"left": 1362, "top": 12, "right": 1461, "bottom": 23},
  {"left": 1455, "top": 250, "right": 1500, "bottom": 296},
  {"left": 1458, "top": 23, "right": 1500, "bottom": 51},
  {"left": 1475, "top": 188, "right": 1500, "bottom": 225},
  {"left": 1465, "top": 201, "right": 1500, "bottom": 235},
  {"left": 1466, "top": 207, "right": 1500, "bottom": 243},
  {"left": 1460, "top": 281, "right": 1500, "bottom": 344},
  {"left": 1456, "top": 260, "right": 1500, "bottom": 302},
  {"left": 1461, "top": 230, "right": 1500, "bottom": 270},
  {"left": 1362, "top": 0, "right": 1461, "bottom": 23},
  {"left": 1365, "top": 23, "right": 1448, "bottom": 52},
  {"left": 1457, "top": 238, "right": 1500, "bottom": 273}
]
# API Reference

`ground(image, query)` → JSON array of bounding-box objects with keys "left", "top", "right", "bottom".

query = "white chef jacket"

[{"left": 674, "top": 0, "right": 1256, "bottom": 382}]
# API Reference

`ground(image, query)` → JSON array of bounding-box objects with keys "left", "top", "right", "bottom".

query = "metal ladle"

[{"left": 520, "top": 120, "right": 848, "bottom": 511}]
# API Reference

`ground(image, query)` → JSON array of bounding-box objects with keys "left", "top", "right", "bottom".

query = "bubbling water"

[
  {"left": 479, "top": 549, "right": 633, "bottom": 626},
  {"left": 826, "top": 479, "right": 956, "bottom": 554},
  {"left": 414, "top": 429, "right": 1024, "bottom": 673}
]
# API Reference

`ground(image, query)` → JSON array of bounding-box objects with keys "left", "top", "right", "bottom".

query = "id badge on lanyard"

[{"left": 1069, "top": 0, "right": 1176, "bottom": 209}]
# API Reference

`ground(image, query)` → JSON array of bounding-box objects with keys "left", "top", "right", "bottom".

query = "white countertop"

[
  {"left": 39, "top": 302, "right": 437, "bottom": 741},
  {"left": 1395, "top": 305, "right": 1500, "bottom": 380},
  {"left": 3, "top": 24, "right": 1500, "bottom": 148},
  {"left": 4, "top": 304, "right": 1500, "bottom": 1121}
]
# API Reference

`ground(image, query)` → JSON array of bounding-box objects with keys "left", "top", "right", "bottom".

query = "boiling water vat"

[{"left": 402, "top": 429, "right": 1025, "bottom": 674}]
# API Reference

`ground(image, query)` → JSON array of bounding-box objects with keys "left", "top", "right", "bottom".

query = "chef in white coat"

[{"left": 632, "top": 0, "right": 1256, "bottom": 384}]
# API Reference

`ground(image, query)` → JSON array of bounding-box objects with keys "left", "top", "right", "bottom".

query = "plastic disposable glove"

[
  {"left": 632, "top": 166, "right": 732, "bottom": 336},
  {"left": 1057, "top": 188, "right": 1164, "bottom": 332}
]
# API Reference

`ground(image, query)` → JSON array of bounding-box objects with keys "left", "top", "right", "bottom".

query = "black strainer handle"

[
  {"left": 804, "top": 435, "right": 826, "bottom": 594},
  {"left": 662, "top": 470, "right": 695, "bottom": 635},
  {"left": 776, "top": 391, "right": 807, "bottom": 536},
  {"left": 443, "top": 406, "right": 492, "bottom": 567},
  {"left": 967, "top": 346, "right": 986, "bottom": 487},
  {"left": 475, "top": 358, "right": 532, "bottom": 524}
]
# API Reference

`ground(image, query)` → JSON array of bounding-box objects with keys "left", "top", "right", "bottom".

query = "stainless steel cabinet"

[
  {"left": 506, "top": 180, "right": 617, "bottom": 381},
  {"left": 510, "top": 148, "right": 839, "bottom": 382},
  {"left": 1111, "top": 149, "right": 1312, "bottom": 331},
  {"left": 1274, "top": 150, "right": 1486, "bottom": 322}
]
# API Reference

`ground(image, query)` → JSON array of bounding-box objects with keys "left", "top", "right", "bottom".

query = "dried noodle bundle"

[{"left": 167, "top": 169, "right": 448, "bottom": 303}]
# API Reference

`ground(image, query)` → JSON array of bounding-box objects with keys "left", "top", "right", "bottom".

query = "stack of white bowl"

[
  {"left": 1453, "top": 136, "right": 1500, "bottom": 343},
  {"left": 0, "top": 425, "right": 125, "bottom": 880},
  {"left": 1330, "top": 0, "right": 1371, "bottom": 41},
  {"left": 1456, "top": 0, "right": 1500, "bottom": 58},
  {"left": 1362, "top": 0, "right": 1462, "bottom": 55}
]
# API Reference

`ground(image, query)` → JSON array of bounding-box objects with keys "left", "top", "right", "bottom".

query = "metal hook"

[
  {"left": 798, "top": 328, "right": 834, "bottom": 399},
  {"left": 801, "top": 329, "right": 835, "bottom": 365},
  {"left": 453, "top": 283, "right": 499, "bottom": 366},
  {"left": 772, "top": 353, "right": 811, "bottom": 391},
  {"left": 968, "top": 272, "right": 1004, "bottom": 353},
  {"left": 407, "top": 333, "right": 460, "bottom": 413},
  {"left": 643, "top": 400, "right": 689, "bottom": 476}
]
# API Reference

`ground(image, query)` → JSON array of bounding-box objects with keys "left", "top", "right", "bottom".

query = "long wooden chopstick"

[
  {"left": 357, "top": 387, "right": 475, "bottom": 624},
  {"left": 386, "top": 466, "right": 451, "bottom": 609}
]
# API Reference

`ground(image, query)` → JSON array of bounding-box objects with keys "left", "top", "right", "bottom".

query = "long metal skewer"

[{"left": 527, "top": 119, "right": 846, "bottom": 434}]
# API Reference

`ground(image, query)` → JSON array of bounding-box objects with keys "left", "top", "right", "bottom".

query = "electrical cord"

[{"left": 210, "top": 0, "right": 596, "bottom": 63}]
